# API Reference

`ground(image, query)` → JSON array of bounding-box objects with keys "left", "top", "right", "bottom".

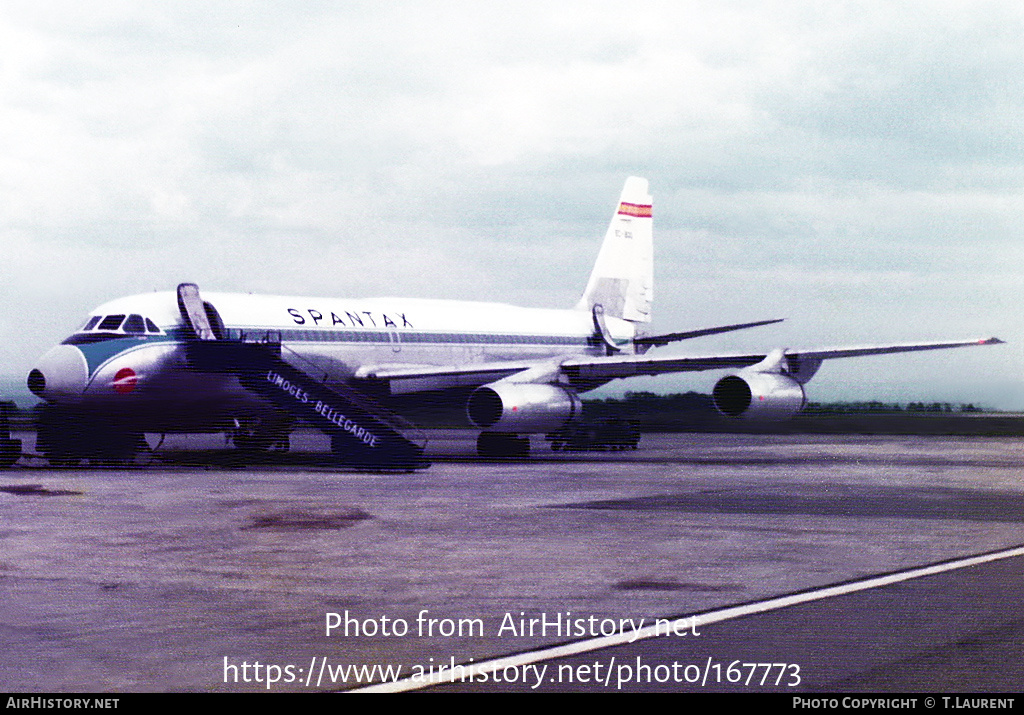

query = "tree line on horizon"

[{"left": 585, "top": 391, "right": 989, "bottom": 415}]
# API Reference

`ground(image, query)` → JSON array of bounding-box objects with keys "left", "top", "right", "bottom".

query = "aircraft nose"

[{"left": 28, "top": 345, "right": 89, "bottom": 402}]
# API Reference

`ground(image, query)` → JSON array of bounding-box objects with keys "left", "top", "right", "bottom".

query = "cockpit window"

[
  {"left": 122, "top": 314, "right": 146, "bottom": 334},
  {"left": 63, "top": 313, "right": 164, "bottom": 345},
  {"left": 97, "top": 314, "right": 126, "bottom": 331}
]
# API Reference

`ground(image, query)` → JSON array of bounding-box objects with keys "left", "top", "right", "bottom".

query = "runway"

[{"left": 1, "top": 432, "right": 1022, "bottom": 692}]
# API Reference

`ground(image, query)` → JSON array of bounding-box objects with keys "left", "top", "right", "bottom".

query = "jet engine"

[
  {"left": 467, "top": 382, "right": 583, "bottom": 432},
  {"left": 712, "top": 372, "right": 806, "bottom": 421}
]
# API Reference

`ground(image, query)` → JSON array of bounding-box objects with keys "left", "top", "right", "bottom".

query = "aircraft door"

[{"left": 177, "top": 283, "right": 219, "bottom": 340}]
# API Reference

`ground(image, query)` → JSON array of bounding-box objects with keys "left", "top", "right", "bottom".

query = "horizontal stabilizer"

[{"left": 635, "top": 318, "right": 785, "bottom": 348}]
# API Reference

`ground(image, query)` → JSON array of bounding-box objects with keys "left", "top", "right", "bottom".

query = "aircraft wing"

[
  {"left": 355, "top": 359, "right": 543, "bottom": 394},
  {"left": 561, "top": 337, "right": 1005, "bottom": 382},
  {"left": 357, "top": 337, "right": 1003, "bottom": 393}
]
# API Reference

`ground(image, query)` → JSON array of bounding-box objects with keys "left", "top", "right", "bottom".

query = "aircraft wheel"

[
  {"left": 37, "top": 406, "right": 85, "bottom": 467},
  {"left": 476, "top": 432, "right": 529, "bottom": 458},
  {"left": 89, "top": 430, "right": 144, "bottom": 467},
  {"left": 232, "top": 416, "right": 293, "bottom": 456},
  {"left": 37, "top": 406, "right": 142, "bottom": 467}
]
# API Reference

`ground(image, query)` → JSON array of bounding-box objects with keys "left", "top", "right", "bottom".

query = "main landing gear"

[
  {"left": 547, "top": 419, "right": 641, "bottom": 452},
  {"left": 476, "top": 432, "right": 530, "bottom": 458},
  {"left": 36, "top": 405, "right": 145, "bottom": 467},
  {"left": 230, "top": 415, "right": 293, "bottom": 457}
]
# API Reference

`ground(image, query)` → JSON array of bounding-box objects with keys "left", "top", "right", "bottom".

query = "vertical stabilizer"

[{"left": 576, "top": 176, "right": 653, "bottom": 323}]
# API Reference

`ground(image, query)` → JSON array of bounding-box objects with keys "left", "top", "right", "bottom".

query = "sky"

[{"left": 1, "top": 1, "right": 1022, "bottom": 408}]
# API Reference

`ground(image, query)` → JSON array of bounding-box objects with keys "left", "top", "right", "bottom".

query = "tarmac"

[{"left": 1, "top": 431, "right": 1022, "bottom": 692}]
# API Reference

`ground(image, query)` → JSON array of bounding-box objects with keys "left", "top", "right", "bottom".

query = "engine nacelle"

[
  {"left": 467, "top": 382, "right": 583, "bottom": 432},
  {"left": 712, "top": 372, "right": 806, "bottom": 421}
]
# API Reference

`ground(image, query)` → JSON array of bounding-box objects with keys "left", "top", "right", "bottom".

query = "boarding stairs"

[{"left": 177, "top": 283, "right": 428, "bottom": 469}]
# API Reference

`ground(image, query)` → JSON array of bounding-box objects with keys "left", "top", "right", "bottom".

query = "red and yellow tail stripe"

[{"left": 617, "top": 202, "right": 652, "bottom": 218}]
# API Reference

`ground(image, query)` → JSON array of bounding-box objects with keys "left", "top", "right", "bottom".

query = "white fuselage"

[{"left": 30, "top": 290, "right": 634, "bottom": 431}]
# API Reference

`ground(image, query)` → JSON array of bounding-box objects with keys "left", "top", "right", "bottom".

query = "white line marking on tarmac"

[{"left": 350, "top": 544, "right": 1024, "bottom": 692}]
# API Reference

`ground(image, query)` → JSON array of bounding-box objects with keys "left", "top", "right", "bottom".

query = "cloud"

[{"left": 1, "top": 1, "right": 1021, "bottom": 405}]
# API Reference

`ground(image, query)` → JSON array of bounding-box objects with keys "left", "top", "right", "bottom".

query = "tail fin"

[{"left": 576, "top": 176, "right": 653, "bottom": 323}]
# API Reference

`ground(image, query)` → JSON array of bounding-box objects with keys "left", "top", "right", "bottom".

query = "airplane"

[{"left": 23, "top": 177, "right": 1003, "bottom": 468}]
